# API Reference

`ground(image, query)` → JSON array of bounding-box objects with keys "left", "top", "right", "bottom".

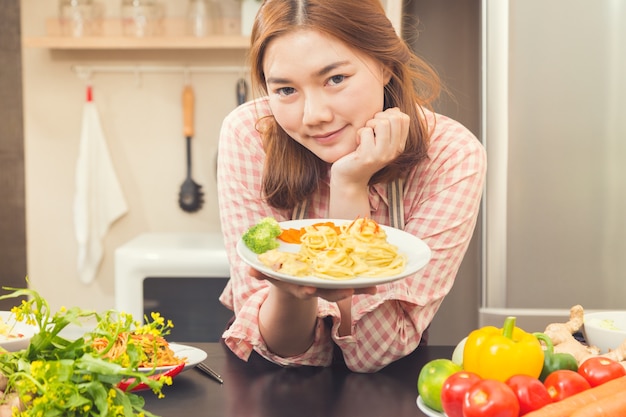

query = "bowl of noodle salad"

[{"left": 0, "top": 310, "right": 38, "bottom": 352}]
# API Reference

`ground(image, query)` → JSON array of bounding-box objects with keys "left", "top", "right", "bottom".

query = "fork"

[{"left": 195, "top": 362, "right": 224, "bottom": 384}]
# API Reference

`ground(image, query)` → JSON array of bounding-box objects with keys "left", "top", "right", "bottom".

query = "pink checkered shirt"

[{"left": 216, "top": 97, "right": 486, "bottom": 372}]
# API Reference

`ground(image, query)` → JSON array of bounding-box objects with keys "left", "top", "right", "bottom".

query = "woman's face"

[{"left": 263, "top": 29, "right": 390, "bottom": 163}]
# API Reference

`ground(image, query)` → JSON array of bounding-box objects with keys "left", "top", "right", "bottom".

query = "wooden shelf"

[
  {"left": 22, "top": 35, "right": 249, "bottom": 50},
  {"left": 23, "top": 18, "right": 250, "bottom": 50},
  {"left": 23, "top": 0, "right": 402, "bottom": 51}
]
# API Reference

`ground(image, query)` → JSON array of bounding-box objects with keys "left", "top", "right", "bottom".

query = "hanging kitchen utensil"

[
  {"left": 178, "top": 84, "right": 204, "bottom": 212},
  {"left": 236, "top": 77, "right": 248, "bottom": 106}
]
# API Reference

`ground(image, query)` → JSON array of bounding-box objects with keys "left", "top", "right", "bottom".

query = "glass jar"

[
  {"left": 240, "top": 0, "right": 260, "bottom": 36},
  {"left": 218, "top": 0, "right": 241, "bottom": 36},
  {"left": 187, "top": 0, "right": 223, "bottom": 36},
  {"left": 59, "top": 0, "right": 97, "bottom": 37},
  {"left": 121, "top": 0, "right": 163, "bottom": 37}
]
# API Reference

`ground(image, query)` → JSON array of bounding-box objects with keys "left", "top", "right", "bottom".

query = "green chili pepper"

[{"left": 534, "top": 332, "right": 579, "bottom": 381}]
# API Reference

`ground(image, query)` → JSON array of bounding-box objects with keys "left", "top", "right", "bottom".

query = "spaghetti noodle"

[
  {"left": 91, "top": 332, "right": 186, "bottom": 368},
  {"left": 258, "top": 218, "right": 407, "bottom": 280}
]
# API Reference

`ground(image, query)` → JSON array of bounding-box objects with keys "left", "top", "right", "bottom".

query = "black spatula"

[{"left": 178, "top": 84, "right": 204, "bottom": 212}]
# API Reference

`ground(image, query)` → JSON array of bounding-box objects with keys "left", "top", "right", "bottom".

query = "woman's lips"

[{"left": 311, "top": 126, "right": 345, "bottom": 143}]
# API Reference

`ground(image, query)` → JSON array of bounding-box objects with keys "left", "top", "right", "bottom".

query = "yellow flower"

[
  {"left": 30, "top": 360, "right": 43, "bottom": 374},
  {"left": 159, "top": 375, "right": 174, "bottom": 386}
]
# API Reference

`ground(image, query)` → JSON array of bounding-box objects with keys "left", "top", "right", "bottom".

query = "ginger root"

[
  {"left": 543, "top": 305, "right": 626, "bottom": 369},
  {"left": 544, "top": 305, "right": 599, "bottom": 364},
  {"left": 602, "top": 338, "right": 626, "bottom": 368}
]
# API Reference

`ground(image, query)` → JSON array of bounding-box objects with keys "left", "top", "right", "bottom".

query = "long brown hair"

[{"left": 249, "top": 0, "right": 441, "bottom": 210}]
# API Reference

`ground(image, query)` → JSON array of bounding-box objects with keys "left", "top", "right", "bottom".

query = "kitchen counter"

[{"left": 141, "top": 342, "right": 453, "bottom": 417}]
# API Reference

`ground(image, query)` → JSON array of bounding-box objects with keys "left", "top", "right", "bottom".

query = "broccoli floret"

[{"left": 242, "top": 217, "right": 282, "bottom": 254}]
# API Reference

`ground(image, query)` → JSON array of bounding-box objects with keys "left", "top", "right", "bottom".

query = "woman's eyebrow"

[
  {"left": 266, "top": 61, "right": 351, "bottom": 85},
  {"left": 315, "top": 61, "right": 350, "bottom": 77},
  {"left": 266, "top": 76, "right": 291, "bottom": 85}
]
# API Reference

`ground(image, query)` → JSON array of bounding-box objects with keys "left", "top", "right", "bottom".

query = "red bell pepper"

[{"left": 118, "top": 363, "right": 185, "bottom": 392}]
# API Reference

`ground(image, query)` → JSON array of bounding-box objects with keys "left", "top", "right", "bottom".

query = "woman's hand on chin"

[{"left": 331, "top": 107, "right": 410, "bottom": 183}]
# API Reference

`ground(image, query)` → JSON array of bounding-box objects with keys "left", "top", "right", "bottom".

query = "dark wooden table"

[{"left": 141, "top": 342, "right": 453, "bottom": 417}]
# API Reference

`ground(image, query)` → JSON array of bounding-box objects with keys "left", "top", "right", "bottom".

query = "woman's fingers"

[
  {"left": 250, "top": 267, "right": 377, "bottom": 301},
  {"left": 365, "top": 107, "right": 409, "bottom": 156}
]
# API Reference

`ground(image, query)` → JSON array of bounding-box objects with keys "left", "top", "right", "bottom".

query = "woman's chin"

[{"left": 312, "top": 147, "right": 355, "bottom": 165}]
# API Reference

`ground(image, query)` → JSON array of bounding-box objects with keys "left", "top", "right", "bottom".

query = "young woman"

[{"left": 217, "top": 0, "right": 486, "bottom": 372}]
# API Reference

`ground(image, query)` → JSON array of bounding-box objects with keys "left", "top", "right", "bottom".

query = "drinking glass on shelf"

[
  {"left": 218, "top": 0, "right": 241, "bottom": 35},
  {"left": 187, "top": 0, "right": 220, "bottom": 37},
  {"left": 59, "top": 0, "right": 101, "bottom": 37},
  {"left": 121, "top": 0, "right": 164, "bottom": 37}
]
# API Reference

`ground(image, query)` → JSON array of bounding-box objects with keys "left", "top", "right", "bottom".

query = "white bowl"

[
  {"left": 0, "top": 311, "right": 38, "bottom": 352},
  {"left": 583, "top": 311, "right": 626, "bottom": 353}
]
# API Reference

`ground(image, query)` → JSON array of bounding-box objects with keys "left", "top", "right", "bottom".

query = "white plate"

[
  {"left": 237, "top": 219, "right": 432, "bottom": 289},
  {"left": 138, "top": 343, "right": 207, "bottom": 373},
  {"left": 417, "top": 396, "right": 447, "bottom": 417},
  {"left": 0, "top": 311, "right": 38, "bottom": 352}
]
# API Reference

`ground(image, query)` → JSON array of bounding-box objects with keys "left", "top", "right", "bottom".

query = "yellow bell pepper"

[{"left": 462, "top": 316, "right": 544, "bottom": 382}]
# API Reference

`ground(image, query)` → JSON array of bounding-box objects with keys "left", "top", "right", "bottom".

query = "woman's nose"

[{"left": 302, "top": 93, "right": 333, "bottom": 125}]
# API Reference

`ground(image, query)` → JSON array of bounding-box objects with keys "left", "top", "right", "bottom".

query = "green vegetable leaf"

[{"left": 0, "top": 282, "right": 175, "bottom": 417}]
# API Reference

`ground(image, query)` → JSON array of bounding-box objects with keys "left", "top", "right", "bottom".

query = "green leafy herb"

[{"left": 0, "top": 284, "right": 176, "bottom": 417}]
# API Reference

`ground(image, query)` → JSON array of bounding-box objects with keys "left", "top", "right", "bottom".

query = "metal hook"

[{"left": 72, "top": 65, "right": 93, "bottom": 84}]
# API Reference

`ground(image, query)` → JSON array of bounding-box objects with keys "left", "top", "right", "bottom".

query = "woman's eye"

[
  {"left": 276, "top": 87, "right": 296, "bottom": 97},
  {"left": 327, "top": 75, "right": 345, "bottom": 86}
]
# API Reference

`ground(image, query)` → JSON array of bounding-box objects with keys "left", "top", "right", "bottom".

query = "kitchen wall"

[{"left": 21, "top": 0, "right": 246, "bottom": 313}]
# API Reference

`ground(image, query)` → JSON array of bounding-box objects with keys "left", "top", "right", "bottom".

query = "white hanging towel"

[{"left": 73, "top": 85, "right": 128, "bottom": 284}]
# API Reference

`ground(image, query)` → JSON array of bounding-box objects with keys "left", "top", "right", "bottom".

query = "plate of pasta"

[
  {"left": 237, "top": 218, "right": 431, "bottom": 289},
  {"left": 116, "top": 343, "right": 206, "bottom": 392},
  {"left": 90, "top": 329, "right": 207, "bottom": 374},
  {"left": 137, "top": 343, "right": 208, "bottom": 373}
]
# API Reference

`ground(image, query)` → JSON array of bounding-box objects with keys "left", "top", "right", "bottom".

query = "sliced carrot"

[
  {"left": 570, "top": 391, "right": 626, "bottom": 417},
  {"left": 524, "top": 375, "right": 626, "bottom": 417},
  {"left": 277, "top": 222, "right": 341, "bottom": 244},
  {"left": 278, "top": 228, "right": 302, "bottom": 244}
]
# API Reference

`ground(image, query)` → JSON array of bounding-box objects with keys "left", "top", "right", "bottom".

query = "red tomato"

[
  {"left": 543, "top": 370, "right": 591, "bottom": 401},
  {"left": 578, "top": 356, "right": 626, "bottom": 387},
  {"left": 441, "top": 371, "right": 482, "bottom": 417},
  {"left": 506, "top": 374, "right": 553, "bottom": 416},
  {"left": 463, "top": 379, "right": 520, "bottom": 417}
]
